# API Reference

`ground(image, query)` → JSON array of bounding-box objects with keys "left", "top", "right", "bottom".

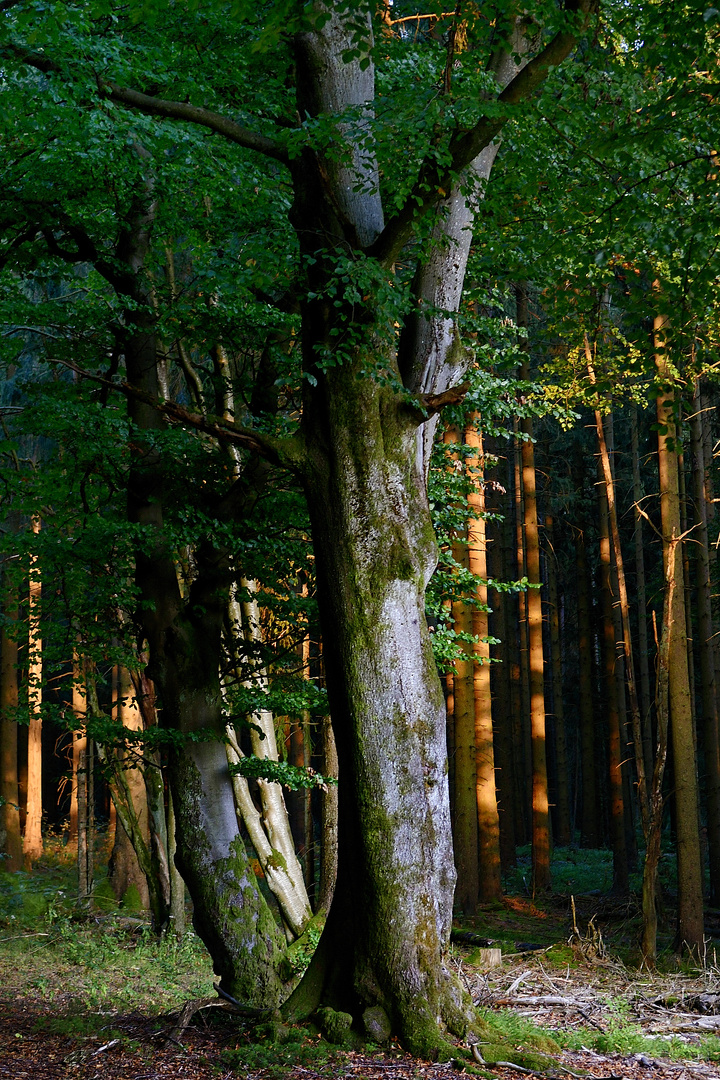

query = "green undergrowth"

[{"left": 476, "top": 1005, "right": 720, "bottom": 1068}]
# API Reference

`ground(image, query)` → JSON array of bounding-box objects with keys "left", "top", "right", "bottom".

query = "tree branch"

[
  {"left": 0, "top": 41, "right": 290, "bottom": 166},
  {"left": 49, "top": 358, "right": 304, "bottom": 472},
  {"left": 98, "top": 81, "right": 290, "bottom": 166},
  {"left": 368, "top": 0, "right": 598, "bottom": 266}
]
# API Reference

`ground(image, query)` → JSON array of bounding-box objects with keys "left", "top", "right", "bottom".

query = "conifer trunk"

[
  {"left": 690, "top": 381, "right": 720, "bottom": 904},
  {"left": 575, "top": 526, "right": 600, "bottom": 847},
  {"left": 545, "top": 513, "right": 570, "bottom": 846},
  {"left": 445, "top": 427, "right": 478, "bottom": 913},
  {"left": 24, "top": 517, "right": 43, "bottom": 864},
  {"left": 655, "top": 312, "right": 704, "bottom": 952},
  {"left": 596, "top": 449, "right": 628, "bottom": 893},
  {"left": 516, "top": 287, "right": 550, "bottom": 894},
  {"left": 0, "top": 591, "right": 22, "bottom": 871},
  {"left": 466, "top": 422, "right": 501, "bottom": 901},
  {"left": 631, "top": 408, "right": 654, "bottom": 788}
]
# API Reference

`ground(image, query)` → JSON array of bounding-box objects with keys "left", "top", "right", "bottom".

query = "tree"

[{"left": 2, "top": 0, "right": 598, "bottom": 1053}]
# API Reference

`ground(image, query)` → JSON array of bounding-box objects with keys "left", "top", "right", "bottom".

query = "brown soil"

[{"left": 3, "top": 896, "right": 720, "bottom": 1079}]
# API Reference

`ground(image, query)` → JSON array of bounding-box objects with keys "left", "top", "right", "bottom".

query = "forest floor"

[{"left": 3, "top": 844, "right": 720, "bottom": 1079}]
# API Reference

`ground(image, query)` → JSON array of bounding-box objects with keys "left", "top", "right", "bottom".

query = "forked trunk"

[{"left": 286, "top": 365, "right": 469, "bottom": 1055}]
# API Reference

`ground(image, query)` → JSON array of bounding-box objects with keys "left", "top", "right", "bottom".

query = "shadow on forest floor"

[{"left": 4, "top": 839, "right": 720, "bottom": 1078}]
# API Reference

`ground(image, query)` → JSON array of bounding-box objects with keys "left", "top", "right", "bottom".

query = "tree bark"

[
  {"left": 445, "top": 426, "right": 478, "bottom": 914},
  {"left": 516, "top": 286, "right": 550, "bottom": 895},
  {"left": 596, "top": 445, "right": 628, "bottom": 894},
  {"left": 690, "top": 381, "right": 720, "bottom": 905},
  {"left": 0, "top": 589, "right": 22, "bottom": 871},
  {"left": 575, "top": 525, "right": 600, "bottom": 848},
  {"left": 545, "top": 513, "right": 570, "bottom": 847},
  {"left": 655, "top": 311, "right": 704, "bottom": 953},
  {"left": 465, "top": 421, "right": 502, "bottom": 902},
  {"left": 630, "top": 408, "right": 654, "bottom": 790},
  {"left": 108, "top": 666, "right": 150, "bottom": 909},
  {"left": 24, "top": 516, "right": 43, "bottom": 864}
]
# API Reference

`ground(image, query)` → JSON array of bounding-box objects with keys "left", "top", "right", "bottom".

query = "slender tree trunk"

[
  {"left": 631, "top": 408, "right": 654, "bottom": 789},
  {"left": 516, "top": 286, "right": 550, "bottom": 895},
  {"left": 655, "top": 311, "right": 704, "bottom": 952},
  {"left": 575, "top": 526, "right": 600, "bottom": 848},
  {"left": 596, "top": 451, "right": 629, "bottom": 894},
  {"left": 74, "top": 666, "right": 92, "bottom": 905},
  {"left": 167, "top": 787, "right": 186, "bottom": 937},
  {"left": 545, "top": 513, "right": 570, "bottom": 846},
  {"left": 24, "top": 517, "right": 43, "bottom": 864},
  {"left": 108, "top": 666, "right": 150, "bottom": 909},
  {"left": 486, "top": 443, "right": 517, "bottom": 872},
  {"left": 690, "top": 381, "right": 720, "bottom": 904},
  {"left": 514, "top": 421, "right": 532, "bottom": 841},
  {"left": 445, "top": 426, "right": 478, "bottom": 914},
  {"left": 317, "top": 714, "right": 338, "bottom": 916},
  {"left": 0, "top": 590, "right": 22, "bottom": 871},
  {"left": 466, "top": 420, "right": 502, "bottom": 902},
  {"left": 641, "top": 547, "right": 673, "bottom": 966}
]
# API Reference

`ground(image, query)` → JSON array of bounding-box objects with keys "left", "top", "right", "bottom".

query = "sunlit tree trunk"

[
  {"left": 445, "top": 425, "right": 478, "bottom": 914},
  {"left": 655, "top": 311, "right": 704, "bottom": 952},
  {"left": 24, "top": 516, "right": 43, "bottom": 864},
  {"left": 513, "top": 421, "right": 532, "bottom": 840},
  {"left": 73, "top": 663, "right": 93, "bottom": 905},
  {"left": 108, "top": 666, "right": 150, "bottom": 909},
  {"left": 516, "top": 286, "right": 550, "bottom": 894},
  {"left": 466, "top": 421, "right": 501, "bottom": 901}
]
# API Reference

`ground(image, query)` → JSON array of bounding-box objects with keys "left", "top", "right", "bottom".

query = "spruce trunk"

[{"left": 655, "top": 317, "right": 704, "bottom": 952}]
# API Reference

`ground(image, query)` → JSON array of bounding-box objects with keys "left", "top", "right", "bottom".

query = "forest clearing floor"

[{"left": 4, "top": 887, "right": 720, "bottom": 1080}]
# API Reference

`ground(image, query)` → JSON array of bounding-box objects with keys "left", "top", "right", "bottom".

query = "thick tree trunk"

[
  {"left": 655, "top": 316, "right": 704, "bottom": 952},
  {"left": 118, "top": 219, "right": 286, "bottom": 999},
  {"left": 287, "top": 363, "right": 469, "bottom": 1056},
  {"left": 0, "top": 592, "right": 22, "bottom": 871}
]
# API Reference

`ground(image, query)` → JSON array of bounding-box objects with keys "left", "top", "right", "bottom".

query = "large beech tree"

[{"left": 1, "top": 0, "right": 596, "bottom": 1055}]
